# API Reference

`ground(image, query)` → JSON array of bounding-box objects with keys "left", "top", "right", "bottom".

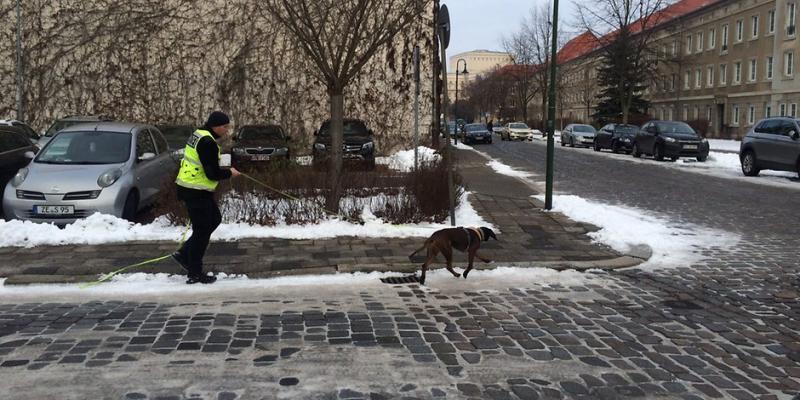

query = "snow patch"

[{"left": 536, "top": 194, "right": 739, "bottom": 270}]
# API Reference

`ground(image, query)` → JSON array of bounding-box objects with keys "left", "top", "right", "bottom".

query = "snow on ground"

[
  {"left": 487, "top": 160, "right": 534, "bottom": 179},
  {"left": 376, "top": 146, "right": 440, "bottom": 171},
  {"left": 0, "top": 266, "right": 604, "bottom": 299},
  {"left": 0, "top": 191, "right": 492, "bottom": 248},
  {"left": 535, "top": 194, "right": 739, "bottom": 270},
  {"left": 708, "top": 139, "right": 740, "bottom": 153}
]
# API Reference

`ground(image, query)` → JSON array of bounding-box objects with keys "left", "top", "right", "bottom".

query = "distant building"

[{"left": 446, "top": 50, "right": 513, "bottom": 103}]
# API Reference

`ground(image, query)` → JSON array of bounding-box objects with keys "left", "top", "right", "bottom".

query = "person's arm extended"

[{"left": 196, "top": 137, "right": 232, "bottom": 181}]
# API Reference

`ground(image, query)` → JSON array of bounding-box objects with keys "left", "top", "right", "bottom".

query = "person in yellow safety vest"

[{"left": 171, "top": 111, "right": 241, "bottom": 284}]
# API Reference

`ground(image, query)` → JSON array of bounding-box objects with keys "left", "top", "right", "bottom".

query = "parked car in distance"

[
  {"left": 594, "top": 123, "right": 639, "bottom": 153},
  {"left": 501, "top": 122, "right": 536, "bottom": 141},
  {"left": 232, "top": 124, "right": 291, "bottom": 167},
  {"left": 3, "top": 122, "right": 176, "bottom": 224},
  {"left": 312, "top": 119, "right": 375, "bottom": 170},
  {"left": 1, "top": 128, "right": 38, "bottom": 218},
  {"left": 462, "top": 123, "right": 493, "bottom": 145},
  {"left": 561, "top": 124, "right": 597, "bottom": 147},
  {"left": 740, "top": 117, "right": 800, "bottom": 177},
  {"left": 633, "top": 120, "right": 709, "bottom": 162},
  {"left": 1, "top": 119, "right": 39, "bottom": 145},
  {"left": 38, "top": 115, "right": 114, "bottom": 148},
  {"left": 156, "top": 124, "right": 195, "bottom": 163}
]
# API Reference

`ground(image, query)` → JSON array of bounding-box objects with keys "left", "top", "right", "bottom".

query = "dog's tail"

[{"left": 408, "top": 239, "right": 432, "bottom": 260}]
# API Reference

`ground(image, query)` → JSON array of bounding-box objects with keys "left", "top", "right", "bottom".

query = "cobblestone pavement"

[{"left": 0, "top": 141, "right": 798, "bottom": 399}]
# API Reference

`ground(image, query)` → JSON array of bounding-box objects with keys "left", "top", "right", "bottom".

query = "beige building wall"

[
  {"left": 559, "top": 0, "right": 800, "bottom": 139},
  {"left": 445, "top": 50, "right": 513, "bottom": 104}
]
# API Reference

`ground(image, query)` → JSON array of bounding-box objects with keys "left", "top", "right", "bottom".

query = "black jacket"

[{"left": 177, "top": 126, "right": 232, "bottom": 201}]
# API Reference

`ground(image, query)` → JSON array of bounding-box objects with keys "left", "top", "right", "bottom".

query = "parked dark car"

[
  {"left": 633, "top": 121, "right": 709, "bottom": 162},
  {"left": 1, "top": 119, "right": 39, "bottom": 145},
  {"left": 313, "top": 119, "right": 375, "bottom": 170},
  {"left": 0, "top": 127, "right": 38, "bottom": 217},
  {"left": 39, "top": 115, "right": 114, "bottom": 148},
  {"left": 740, "top": 117, "right": 800, "bottom": 177},
  {"left": 594, "top": 123, "right": 638, "bottom": 153},
  {"left": 462, "top": 123, "right": 493, "bottom": 145},
  {"left": 232, "top": 124, "right": 291, "bottom": 167}
]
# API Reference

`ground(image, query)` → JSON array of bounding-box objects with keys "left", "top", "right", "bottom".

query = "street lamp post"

[
  {"left": 454, "top": 58, "right": 468, "bottom": 144},
  {"left": 15, "top": 0, "right": 23, "bottom": 121},
  {"left": 545, "top": 0, "right": 560, "bottom": 210}
]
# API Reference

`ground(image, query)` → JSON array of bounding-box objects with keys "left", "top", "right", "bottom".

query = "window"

[
  {"left": 685, "top": 71, "right": 691, "bottom": 89},
  {"left": 792, "top": 103, "right": 798, "bottom": 117},
  {"left": 766, "top": 104, "right": 772, "bottom": 117},
  {"left": 683, "top": 106, "right": 689, "bottom": 120},
  {"left": 663, "top": 76, "right": 669, "bottom": 92},
  {"left": 660, "top": 109, "right": 665, "bottom": 120},
  {"left": 732, "top": 105, "right": 740, "bottom": 125},
  {"left": 768, "top": 9, "right": 775, "bottom": 34},
  {"left": 696, "top": 69, "right": 702, "bottom": 88},
  {"left": 709, "top": 28, "right": 716, "bottom": 49},
  {"left": 150, "top": 129, "right": 168, "bottom": 154},
  {"left": 720, "top": 64, "right": 728, "bottom": 85},
  {"left": 136, "top": 130, "right": 156, "bottom": 158},
  {"left": 736, "top": 19, "right": 744, "bottom": 41},
  {"left": 788, "top": 3, "right": 796, "bottom": 35},
  {"left": 767, "top": 56, "right": 774, "bottom": 79},
  {"left": 0, "top": 130, "right": 30, "bottom": 153},
  {"left": 671, "top": 74, "right": 677, "bottom": 91},
  {"left": 671, "top": 40, "right": 677, "bottom": 56},
  {"left": 786, "top": 52, "right": 795, "bottom": 76},
  {"left": 686, "top": 35, "right": 693, "bottom": 54},
  {"left": 668, "top": 108, "right": 674, "bottom": 120},
  {"left": 696, "top": 32, "right": 703, "bottom": 52},
  {"left": 748, "top": 106, "right": 756, "bottom": 125},
  {"left": 694, "top": 106, "right": 699, "bottom": 119},
  {"left": 707, "top": 106, "right": 712, "bottom": 123},
  {"left": 780, "top": 103, "right": 787, "bottom": 116},
  {"left": 734, "top": 61, "right": 742, "bottom": 83},
  {"left": 721, "top": 24, "right": 729, "bottom": 50},
  {"left": 755, "top": 119, "right": 779, "bottom": 133},
  {"left": 749, "top": 59, "right": 757, "bottom": 81},
  {"left": 707, "top": 66, "right": 715, "bottom": 86},
  {"left": 752, "top": 15, "right": 759, "bottom": 38}
]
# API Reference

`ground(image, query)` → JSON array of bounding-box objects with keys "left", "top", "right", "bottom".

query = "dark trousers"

[{"left": 177, "top": 196, "right": 222, "bottom": 277}]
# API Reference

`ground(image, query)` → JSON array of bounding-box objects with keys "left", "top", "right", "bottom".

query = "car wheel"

[
  {"left": 696, "top": 155, "right": 707, "bottom": 162},
  {"left": 632, "top": 143, "right": 641, "bottom": 158},
  {"left": 560, "top": 139, "right": 565, "bottom": 147},
  {"left": 593, "top": 142, "right": 601, "bottom": 152},
  {"left": 653, "top": 145, "right": 664, "bottom": 161},
  {"left": 611, "top": 141, "right": 621, "bottom": 154},
  {"left": 487, "top": 139, "right": 492, "bottom": 144},
  {"left": 569, "top": 137, "right": 575, "bottom": 148},
  {"left": 741, "top": 150, "right": 760, "bottom": 176},
  {"left": 122, "top": 191, "right": 139, "bottom": 222}
]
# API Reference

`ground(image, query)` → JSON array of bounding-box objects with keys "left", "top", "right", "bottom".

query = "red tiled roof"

[{"left": 558, "top": 0, "right": 721, "bottom": 64}]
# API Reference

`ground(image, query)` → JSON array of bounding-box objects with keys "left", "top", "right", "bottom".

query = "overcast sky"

[{"left": 443, "top": 0, "right": 580, "bottom": 58}]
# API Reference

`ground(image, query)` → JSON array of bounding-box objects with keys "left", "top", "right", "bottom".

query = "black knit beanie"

[{"left": 205, "top": 111, "right": 230, "bottom": 128}]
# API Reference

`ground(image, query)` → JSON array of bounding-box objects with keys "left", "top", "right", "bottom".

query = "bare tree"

[
  {"left": 577, "top": 0, "right": 666, "bottom": 123},
  {"left": 262, "top": 0, "right": 428, "bottom": 212}
]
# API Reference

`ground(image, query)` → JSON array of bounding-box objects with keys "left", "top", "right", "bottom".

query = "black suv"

[
  {"left": 0, "top": 119, "right": 39, "bottom": 145},
  {"left": 594, "top": 123, "right": 638, "bottom": 153},
  {"left": 232, "top": 125, "right": 291, "bottom": 167},
  {"left": 633, "top": 121, "right": 709, "bottom": 162},
  {"left": 740, "top": 117, "right": 800, "bottom": 177},
  {"left": 312, "top": 119, "right": 375, "bottom": 170},
  {"left": 0, "top": 127, "right": 38, "bottom": 217}
]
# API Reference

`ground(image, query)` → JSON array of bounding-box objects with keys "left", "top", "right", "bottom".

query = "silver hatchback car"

[
  {"left": 3, "top": 122, "right": 177, "bottom": 224},
  {"left": 740, "top": 117, "right": 800, "bottom": 178}
]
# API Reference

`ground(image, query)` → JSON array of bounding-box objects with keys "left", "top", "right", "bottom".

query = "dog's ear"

[{"left": 481, "top": 227, "right": 497, "bottom": 241}]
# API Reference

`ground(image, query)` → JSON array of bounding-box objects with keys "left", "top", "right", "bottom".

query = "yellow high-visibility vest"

[{"left": 175, "top": 129, "right": 219, "bottom": 192}]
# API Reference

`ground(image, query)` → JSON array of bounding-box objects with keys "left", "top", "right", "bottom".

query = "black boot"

[
  {"left": 170, "top": 252, "right": 190, "bottom": 272},
  {"left": 186, "top": 273, "right": 217, "bottom": 285}
]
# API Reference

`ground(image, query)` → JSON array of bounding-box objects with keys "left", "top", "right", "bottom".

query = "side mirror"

[
  {"left": 24, "top": 151, "right": 35, "bottom": 159},
  {"left": 138, "top": 152, "right": 156, "bottom": 162},
  {"left": 792, "top": 130, "right": 799, "bottom": 140}
]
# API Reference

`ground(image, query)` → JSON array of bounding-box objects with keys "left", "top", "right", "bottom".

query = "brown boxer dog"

[{"left": 408, "top": 227, "right": 497, "bottom": 285}]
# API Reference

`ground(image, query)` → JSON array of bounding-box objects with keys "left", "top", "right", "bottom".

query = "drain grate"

[
  {"left": 380, "top": 275, "right": 420, "bottom": 284},
  {"left": 663, "top": 300, "right": 703, "bottom": 310}
]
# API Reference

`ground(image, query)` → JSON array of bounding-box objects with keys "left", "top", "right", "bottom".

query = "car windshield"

[
  {"left": 44, "top": 120, "right": 86, "bottom": 137},
  {"left": 36, "top": 131, "right": 131, "bottom": 164},
  {"left": 240, "top": 126, "right": 283, "bottom": 140},
  {"left": 319, "top": 120, "right": 369, "bottom": 136},
  {"left": 616, "top": 125, "right": 638, "bottom": 134},
  {"left": 573, "top": 125, "right": 596, "bottom": 133},
  {"left": 655, "top": 121, "right": 696, "bottom": 135},
  {"left": 466, "top": 124, "right": 485, "bottom": 132},
  {"left": 509, "top": 123, "right": 529, "bottom": 129}
]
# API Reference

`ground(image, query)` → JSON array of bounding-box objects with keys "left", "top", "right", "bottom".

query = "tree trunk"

[{"left": 327, "top": 89, "right": 345, "bottom": 214}]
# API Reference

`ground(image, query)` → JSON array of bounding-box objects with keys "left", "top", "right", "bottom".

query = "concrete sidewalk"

[{"left": 0, "top": 148, "right": 645, "bottom": 285}]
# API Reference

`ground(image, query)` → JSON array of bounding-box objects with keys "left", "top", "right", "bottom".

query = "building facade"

[
  {"left": 559, "top": 0, "right": 800, "bottom": 139},
  {"left": 446, "top": 50, "right": 513, "bottom": 102}
]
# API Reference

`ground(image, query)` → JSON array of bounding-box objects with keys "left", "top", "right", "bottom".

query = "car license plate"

[
  {"left": 34, "top": 205, "right": 74, "bottom": 215},
  {"left": 252, "top": 155, "right": 270, "bottom": 161},
  {"left": 684, "top": 145, "right": 698, "bottom": 150}
]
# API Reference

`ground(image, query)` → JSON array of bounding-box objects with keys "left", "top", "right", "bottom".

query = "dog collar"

[{"left": 468, "top": 227, "right": 484, "bottom": 241}]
